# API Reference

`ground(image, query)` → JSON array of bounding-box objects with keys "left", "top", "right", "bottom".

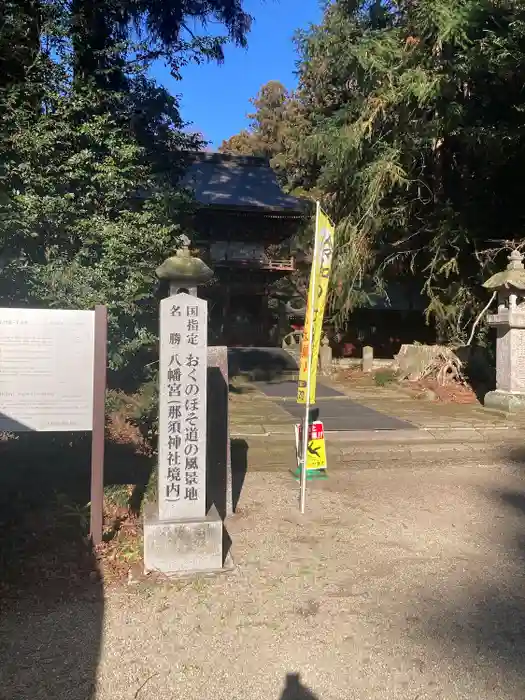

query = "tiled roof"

[{"left": 181, "top": 152, "right": 307, "bottom": 214}]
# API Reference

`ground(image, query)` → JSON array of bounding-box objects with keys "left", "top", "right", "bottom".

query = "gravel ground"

[{"left": 3, "top": 459, "right": 525, "bottom": 699}]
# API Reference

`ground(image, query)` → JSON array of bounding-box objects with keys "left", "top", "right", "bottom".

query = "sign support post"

[{"left": 90, "top": 305, "right": 108, "bottom": 546}]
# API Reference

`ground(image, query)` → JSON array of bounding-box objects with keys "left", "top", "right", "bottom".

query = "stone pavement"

[
  {"left": 230, "top": 377, "right": 525, "bottom": 472},
  {"left": 254, "top": 378, "right": 415, "bottom": 431}
]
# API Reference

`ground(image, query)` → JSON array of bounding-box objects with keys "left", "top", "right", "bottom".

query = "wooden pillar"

[
  {"left": 223, "top": 286, "right": 231, "bottom": 345},
  {"left": 260, "top": 291, "right": 270, "bottom": 345}
]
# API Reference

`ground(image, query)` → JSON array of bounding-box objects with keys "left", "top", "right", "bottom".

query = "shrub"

[{"left": 373, "top": 369, "right": 399, "bottom": 387}]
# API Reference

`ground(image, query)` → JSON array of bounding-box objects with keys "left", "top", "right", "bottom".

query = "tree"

[
  {"left": 283, "top": 0, "right": 525, "bottom": 342},
  {"left": 1, "top": 63, "right": 198, "bottom": 376},
  {"left": 220, "top": 81, "right": 292, "bottom": 158},
  {"left": 69, "top": 0, "right": 252, "bottom": 87},
  {"left": 0, "top": 0, "right": 250, "bottom": 380},
  {"left": 219, "top": 79, "right": 312, "bottom": 192},
  {"left": 219, "top": 129, "right": 260, "bottom": 156},
  {"left": 247, "top": 80, "right": 290, "bottom": 158}
]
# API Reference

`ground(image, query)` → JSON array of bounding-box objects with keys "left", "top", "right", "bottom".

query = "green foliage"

[
  {"left": 373, "top": 368, "right": 398, "bottom": 387},
  {"left": 127, "top": 378, "right": 159, "bottom": 443},
  {"left": 219, "top": 80, "right": 310, "bottom": 183},
  {"left": 297, "top": 0, "right": 525, "bottom": 341},
  {"left": 224, "top": 0, "right": 525, "bottom": 344},
  {"left": 69, "top": 0, "right": 251, "bottom": 84},
  {"left": 219, "top": 80, "right": 290, "bottom": 158},
  {"left": 107, "top": 380, "right": 159, "bottom": 443},
  {"left": 0, "top": 0, "right": 250, "bottom": 383},
  {"left": 2, "top": 70, "right": 194, "bottom": 371},
  {"left": 105, "top": 389, "right": 132, "bottom": 415}
]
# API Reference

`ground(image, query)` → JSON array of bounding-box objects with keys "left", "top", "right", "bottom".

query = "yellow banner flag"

[{"left": 297, "top": 207, "right": 335, "bottom": 405}]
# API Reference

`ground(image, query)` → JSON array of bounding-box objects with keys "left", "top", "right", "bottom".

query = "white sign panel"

[
  {"left": 158, "top": 294, "right": 207, "bottom": 520},
  {"left": 0, "top": 308, "right": 95, "bottom": 432}
]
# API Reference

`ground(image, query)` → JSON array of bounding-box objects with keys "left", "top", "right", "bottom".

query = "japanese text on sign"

[
  {"left": 0, "top": 308, "right": 95, "bottom": 432},
  {"left": 158, "top": 294, "right": 207, "bottom": 519},
  {"left": 297, "top": 209, "right": 335, "bottom": 405}
]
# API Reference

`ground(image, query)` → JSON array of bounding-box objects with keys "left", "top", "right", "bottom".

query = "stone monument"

[
  {"left": 362, "top": 345, "right": 374, "bottom": 373},
  {"left": 143, "top": 243, "right": 231, "bottom": 574},
  {"left": 319, "top": 335, "right": 333, "bottom": 375},
  {"left": 483, "top": 249, "right": 525, "bottom": 413}
]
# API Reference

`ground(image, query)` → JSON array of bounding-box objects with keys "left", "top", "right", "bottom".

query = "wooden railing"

[
  {"left": 264, "top": 258, "right": 295, "bottom": 271},
  {"left": 213, "top": 257, "right": 295, "bottom": 271}
]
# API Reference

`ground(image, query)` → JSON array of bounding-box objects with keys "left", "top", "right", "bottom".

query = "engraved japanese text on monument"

[
  {"left": 158, "top": 294, "right": 207, "bottom": 520},
  {"left": 511, "top": 327, "right": 525, "bottom": 391}
]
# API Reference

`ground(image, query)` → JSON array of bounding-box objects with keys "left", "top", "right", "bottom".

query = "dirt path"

[{"left": 3, "top": 459, "right": 525, "bottom": 699}]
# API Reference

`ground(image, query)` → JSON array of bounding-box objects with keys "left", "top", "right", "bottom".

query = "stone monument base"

[
  {"left": 484, "top": 390, "right": 525, "bottom": 414},
  {"left": 143, "top": 503, "right": 230, "bottom": 576}
]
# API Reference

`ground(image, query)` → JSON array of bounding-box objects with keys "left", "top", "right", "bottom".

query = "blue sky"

[{"left": 151, "top": 0, "right": 322, "bottom": 149}]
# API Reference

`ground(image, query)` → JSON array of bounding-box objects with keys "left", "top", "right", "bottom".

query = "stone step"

[{"left": 231, "top": 431, "right": 525, "bottom": 472}]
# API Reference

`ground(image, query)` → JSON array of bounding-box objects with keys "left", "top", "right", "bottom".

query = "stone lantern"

[
  {"left": 155, "top": 236, "right": 213, "bottom": 297},
  {"left": 483, "top": 249, "right": 525, "bottom": 412}
]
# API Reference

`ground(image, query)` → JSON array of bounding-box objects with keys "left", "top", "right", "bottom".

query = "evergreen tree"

[
  {"left": 0, "top": 0, "right": 250, "bottom": 378},
  {"left": 256, "top": 0, "right": 525, "bottom": 342}
]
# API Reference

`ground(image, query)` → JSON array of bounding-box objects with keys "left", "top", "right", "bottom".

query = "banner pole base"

[{"left": 291, "top": 468, "right": 328, "bottom": 482}]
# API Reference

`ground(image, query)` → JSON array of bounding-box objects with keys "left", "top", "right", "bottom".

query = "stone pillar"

[
  {"left": 319, "top": 335, "right": 333, "bottom": 374},
  {"left": 144, "top": 245, "right": 231, "bottom": 575},
  {"left": 169, "top": 281, "right": 196, "bottom": 297},
  {"left": 362, "top": 345, "right": 374, "bottom": 373},
  {"left": 483, "top": 250, "right": 525, "bottom": 413},
  {"left": 206, "top": 346, "right": 232, "bottom": 519}
]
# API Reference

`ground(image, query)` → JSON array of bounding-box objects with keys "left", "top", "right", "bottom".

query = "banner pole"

[{"left": 300, "top": 201, "right": 321, "bottom": 515}]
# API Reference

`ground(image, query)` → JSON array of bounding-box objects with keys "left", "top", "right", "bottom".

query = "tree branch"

[{"left": 466, "top": 291, "right": 496, "bottom": 346}]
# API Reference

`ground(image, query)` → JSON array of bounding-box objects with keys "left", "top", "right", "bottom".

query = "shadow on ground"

[
  {"left": 414, "top": 475, "right": 525, "bottom": 691},
  {"left": 231, "top": 438, "right": 248, "bottom": 511},
  {"left": 228, "top": 382, "right": 257, "bottom": 394},
  {"left": 0, "top": 432, "right": 154, "bottom": 699},
  {"left": 228, "top": 347, "right": 298, "bottom": 381},
  {"left": 455, "top": 344, "right": 496, "bottom": 404},
  {"left": 279, "top": 673, "right": 319, "bottom": 700},
  {"left": 504, "top": 446, "right": 525, "bottom": 467}
]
